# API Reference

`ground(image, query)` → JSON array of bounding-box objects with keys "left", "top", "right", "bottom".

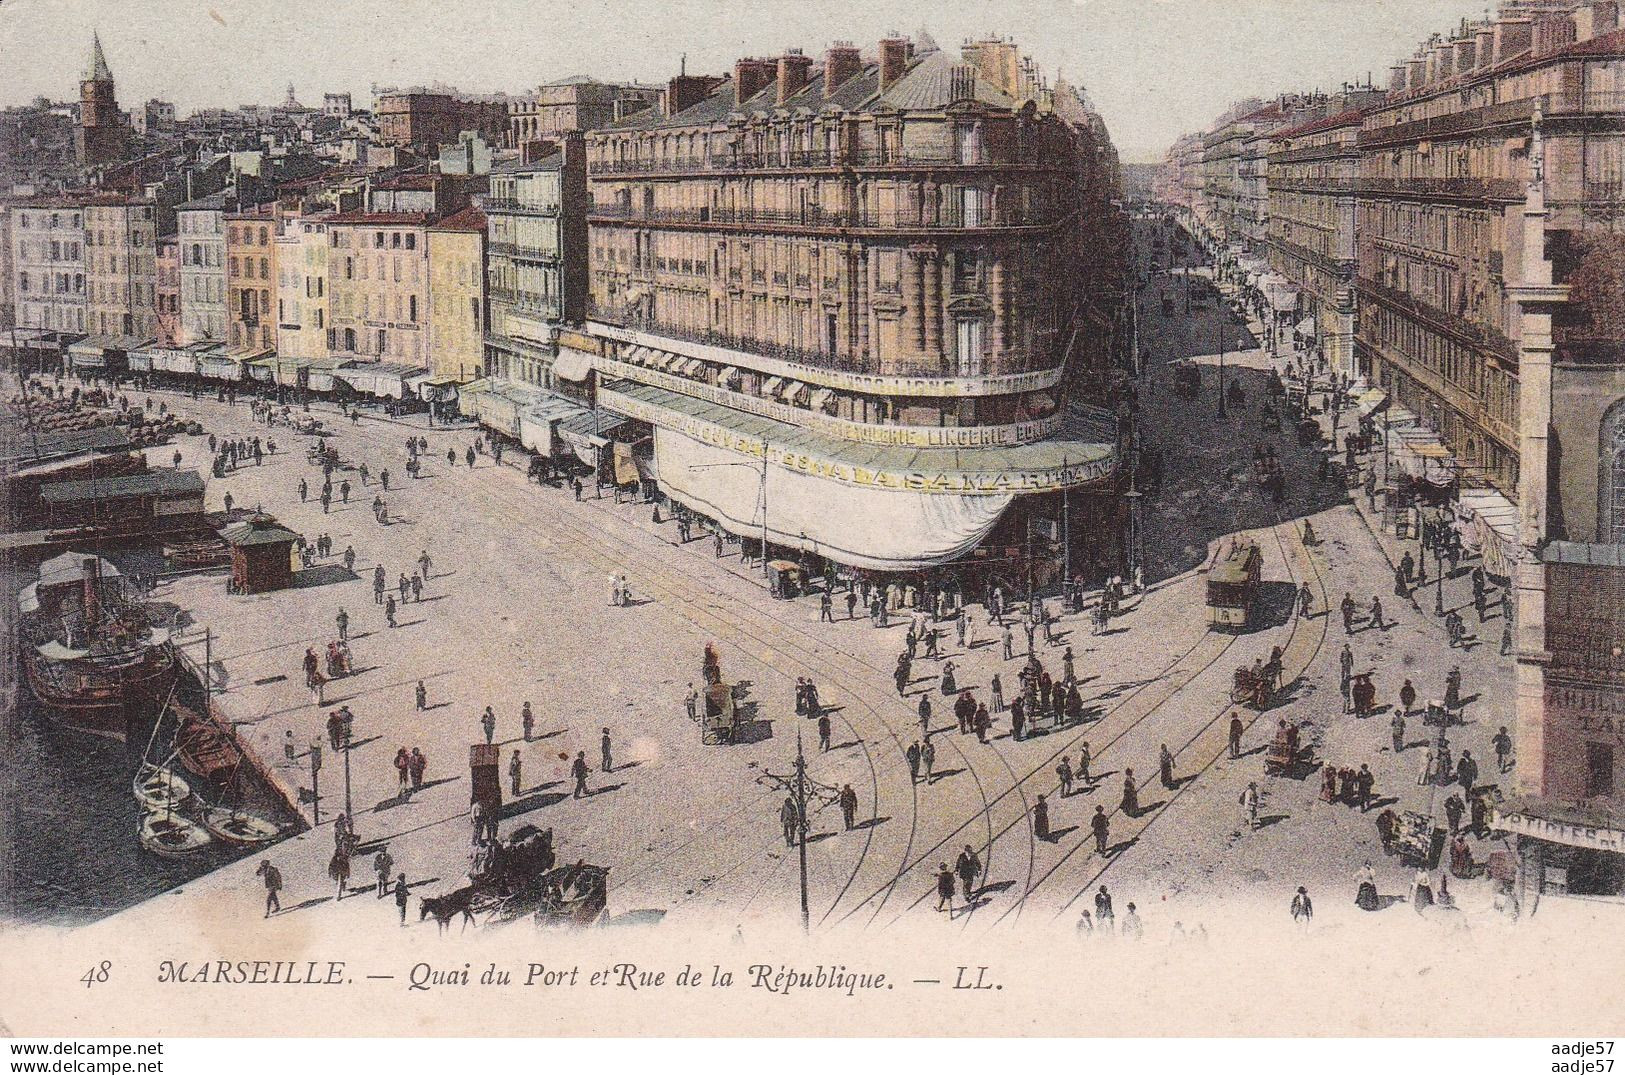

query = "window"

[
  {"left": 955, "top": 319, "right": 985, "bottom": 377},
  {"left": 229, "top": 256, "right": 239, "bottom": 276},
  {"left": 470, "top": 297, "right": 479, "bottom": 329},
  {"left": 391, "top": 232, "right": 401, "bottom": 249},
  {"left": 405, "top": 234, "right": 415, "bottom": 250},
  {"left": 1587, "top": 742, "right": 1615, "bottom": 799},
  {"left": 259, "top": 227, "right": 268, "bottom": 245},
  {"left": 376, "top": 328, "right": 386, "bottom": 352},
  {"left": 260, "top": 257, "right": 269, "bottom": 278},
  {"left": 408, "top": 295, "right": 417, "bottom": 322}
]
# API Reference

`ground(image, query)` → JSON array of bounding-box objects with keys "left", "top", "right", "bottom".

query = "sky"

[{"left": 0, "top": 0, "right": 1492, "bottom": 162}]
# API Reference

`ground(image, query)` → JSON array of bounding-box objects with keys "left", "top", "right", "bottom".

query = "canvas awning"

[
  {"left": 1356, "top": 389, "right": 1388, "bottom": 418},
  {"left": 762, "top": 376, "right": 784, "bottom": 396},
  {"left": 1458, "top": 488, "right": 1520, "bottom": 581},
  {"left": 198, "top": 353, "right": 242, "bottom": 380},
  {"left": 247, "top": 355, "right": 279, "bottom": 382},
  {"left": 1295, "top": 316, "right": 1317, "bottom": 338},
  {"left": 809, "top": 388, "right": 834, "bottom": 410},
  {"left": 779, "top": 380, "right": 806, "bottom": 403},
  {"left": 519, "top": 392, "right": 592, "bottom": 454},
  {"left": 150, "top": 347, "right": 198, "bottom": 374},
  {"left": 552, "top": 347, "right": 594, "bottom": 382}
]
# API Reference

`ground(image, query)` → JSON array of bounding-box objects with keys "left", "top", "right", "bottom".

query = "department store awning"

[
  {"left": 598, "top": 380, "right": 1117, "bottom": 498},
  {"left": 552, "top": 347, "right": 595, "bottom": 382}
]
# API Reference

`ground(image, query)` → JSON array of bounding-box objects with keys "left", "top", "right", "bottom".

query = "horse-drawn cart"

[{"left": 1231, "top": 664, "right": 1272, "bottom": 709}]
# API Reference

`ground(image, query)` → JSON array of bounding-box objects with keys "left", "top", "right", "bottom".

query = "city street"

[{"left": 82, "top": 216, "right": 1517, "bottom": 942}]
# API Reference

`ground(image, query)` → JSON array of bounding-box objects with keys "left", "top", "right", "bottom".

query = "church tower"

[{"left": 76, "top": 32, "right": 128, "bottom": 167}]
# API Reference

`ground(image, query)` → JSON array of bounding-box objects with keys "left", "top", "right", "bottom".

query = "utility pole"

[
  {"left": 795, "top": 732, "right": 810, "bottom": 935},
  {"left": 203, "top": 627, "right": 212, "bottom": 697},
  {"left": 760, "top": 438, "right": 770, "bottom": 583},
  {"left": 1061, "top": 456, "right": 1071, "bottom": 587},
  {"left": 309, "top": 740, "right": 322, "bottom": 826},
  {"left": 343, "top": 734, "right": 354, "bottom": 823}
]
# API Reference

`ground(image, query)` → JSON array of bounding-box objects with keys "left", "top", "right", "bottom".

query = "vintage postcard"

[{"left": 1, "top": 0, "right": 1623, "bottom": 1048}]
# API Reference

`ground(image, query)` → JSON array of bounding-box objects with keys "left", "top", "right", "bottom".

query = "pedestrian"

[
  {"left": 922, "top": 737, "right": 936, "bottom": 780},
  {"left": 509, "top": 750, "right": 523, "bottom": 797},
  {"left": 256, "top": 859, "right": 283, "bottom": 917},
  {"left": 1121, "top": 769, "right": 1138, "bottom": 816},
  {"left": 1057, "top": 756, "right": 1075, "bottom": 797},
  {"left": 1240, "top": 781, "right": 1259, "bottom": 830},
  {"left": 572, "top": 751, "right": 590, "bottom": 798},
  {"left": 839, "top": 784, "right": 858, "bottom": 830},
  {"left": 820, "top": 591, "right": 833, "bottom": 623},
  {"left": 1011, "top": 698, "right": 1025, "bottom": 741},
  {"left": 385, "top": 594, "right": 397, "bottom": 628},
  {"left": 1493, "top": 725, "right": 1512, "bottom": 772},
  {"left": 936, "top": 863, "right": 956, "bottom": 914},
  {"left": 340, "top": 480, "right": 351, "bottom": 504},
  {"left": 1159, "top": 744, "right": 1176, "bottom": 789},
  {"left": 343, "top": 546, "right": 356, "bottom": 573},
  {"left": 394, "top": 874, "right": 409, "bottom": 924},
  {"left": 373, "top": 565, "right": 386, "bottom": 604},
  {"left": 1228, "top": 712, "right": 1243, "bottom": 758},
  {"left": 1369, "top": 596, "right": 1385, "bottom": 631},
  {"left": 394, "top": 748, "right": 410, "bottom": 793},
  {"left": 1078, "top": 742, "right": 1091, "bottom": 785},
  {"left": 601, "top": 728, "right": 613, "bottom": 772},
  {"left": 1121, "top": 903, "right": 1143, "bottom": 941},
  {"left": 411, "top": 574, "right": 422, "bottom": 603},
  {"left": 991, "top": 673, "right": 1004, "bottom": 712},
  {"left": 818, "top": 713, "right": 831, "bottom": 752},
  {"left": 1003, "top": 625, "right": 1014, "bottom": 661},
  {"left": 1094, "top": 885, "right": 1114, "bottom": 930},
  {"left": 846, "top": 589, "right": 858, "bottom": 620},
  {"left": 1033, "top": 794, "right": 1050, "bottom": 841},
  {"left": 1341, "top": 593, "right": 1356, "bottom": 634},
  {"left": 1444, "top": 793, "right": 1466, "bottom": 835},
  {"left": 956, "top": 846, "right": 982, "bottom": 905},
  {"left": 374, "top": 850, "right": 394, "bottom": 898},
  {"left": 481, "top": 706, "right": 496, "bottom": 745},
  {"left": 1391, "top": 711, "right": 1406, "bottom": 754},
  {"left": 1417, "top": 748, "right": 1436, "bottom": 787},
  {"left": 1357, "top": 764, "right": 1375, "bottom": 812},
  {"left": 415, "top": 680, "right": 427, "bottom": 711},
  {"left": 1092, "top": 805, "right": 1110, "bottom": 854},
  {"left": 409, "top": 748, "right": 426, "bottom": 790},
  {"left": 521, "top": 702, "right": 534, "bottom": 741},
  {"left": 1297, "top": 582, "right": 1312, "bottom": 618},
  {"left": 328, "top": 842, "right": 351, "bottom": 901},
  {"left": 298, "top": 478, "right": 308, "bottom": 503},
  {"left": 685, "top": 683, "right": 699, "bottom": 723},
  {"left": 906, "top": 742, "right": 922, "bottom": 784},
  {"left": 1457, "top": 749, "right": 1479, "bottom": 796},
  {"left": 918, "top": 694, "right": 933, "bottom": 738},
  {"left": 1291, "top": 886, "right": 1313, "bottom": 927}
]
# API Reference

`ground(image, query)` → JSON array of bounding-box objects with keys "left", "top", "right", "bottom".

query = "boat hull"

[{"left": 21, "top": 645, "right": 178, "bottom": 743}]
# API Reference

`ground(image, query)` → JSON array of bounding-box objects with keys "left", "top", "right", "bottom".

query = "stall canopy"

[
  {"left": 518, "top": 392, "right": 591, "bottom": 454},
  {"left": 1356, "top": 389, "right": 1389, "bottom": 418},
  {"left": 334, "top": 362, "right": 426, "bottom": 399},
  {"left": 1294, "top": 316, "right": 1317, "bottom": 339},
  {"left": 551, "top": 348, "right": 595, "bottom": 382},
  {"left": 247, "top": 355, "right": 279, "bottom": 382},
  {"left": 198, "top": 351, "right": 243, "bottom": 380},
  {"left": 411, "top": 374, "right": 459, "bottom": 402},
  {"left": 556, "top": 409, "right": 626, "bottom": 468}
]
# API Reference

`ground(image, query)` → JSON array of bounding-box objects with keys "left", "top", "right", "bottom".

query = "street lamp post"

[
  {"left": 1434, "top": 511, "right": 1446, "bottom": 616},
  {"left": 1217, "top": 327, "right": 1228, "bottom": 419}
]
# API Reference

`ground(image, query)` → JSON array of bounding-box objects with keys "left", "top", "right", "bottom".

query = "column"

[
  {"left": 990, "top": 253, "right": 1008, "bottom": 368},
  {"left": 907, "top": 251, "right": 926, "bottom": 353},
  {"left": 923, "top": 249, "right": 942, "bottom": 360}
]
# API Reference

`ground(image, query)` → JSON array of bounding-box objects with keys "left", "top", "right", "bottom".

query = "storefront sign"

[
  {"left": 1491, "top": 808, "right": 1625, "bottom": 853},
  {"left": 1545, "top": 680, "right": 1625, "bottom": 742},
  {"left": 598, "top": 386, "right": 1116, "bottom": 494},
  {"left": 595, "top": 356, "right": 1062, "bottom": 448}
]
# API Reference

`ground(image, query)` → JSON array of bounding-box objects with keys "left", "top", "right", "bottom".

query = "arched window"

[{"left": 1601, "top": 400, "right": 1625, "bottom": 544}]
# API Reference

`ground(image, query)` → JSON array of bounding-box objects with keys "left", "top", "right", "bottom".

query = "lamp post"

[
  {"left": 1434, "top": 509, "right": 1446, "bottom": 616},
  {"left": 1217, "top": 328, "right": 1228, "bottom": 419}
]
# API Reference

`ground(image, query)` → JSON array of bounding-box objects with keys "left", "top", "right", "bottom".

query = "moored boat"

[
  {"left": 133, "top": 763, "right": 192, "bottom": 812},
  {"left": 138, "top": 811, "right": 214, "bottom": 859},
  {"left": 201, "top": 810, "right": 282, "bottom": 847}
]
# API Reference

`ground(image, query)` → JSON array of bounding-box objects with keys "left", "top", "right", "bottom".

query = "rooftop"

[{"left": 39, "top": 468, "right": 205, "bottom": 506}]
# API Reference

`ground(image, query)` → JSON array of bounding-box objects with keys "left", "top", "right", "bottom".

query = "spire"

[{"left": 86, "top": 31, "right": 112, "bottom": 82}]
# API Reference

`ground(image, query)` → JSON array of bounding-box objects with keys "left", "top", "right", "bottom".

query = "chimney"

[
  {"left": 1532, "top": 13, "right": 1578, "bottom": 54},
  {"left": 1475, "top": 25, "right": 1496, "bottom": 69},
  {"left": 776, "top": 48, "right": 814, "bottom": 105},
  {"left": 1388, "top": 64, "right": 1408, "bottom": 93},
  {"left": 824, "top": 41, "right": 863, "bottom": 95},
  {"left": 1594, "top": 2, "right": 1622, "bottom": 34},
  {"left": 879, "top": 35, "right": 910, "bottom": 91},
  {"left": 1406, "top": 57, "right": 1427, "bottom": 91},
  {"left": 1454, "top": 36, "right": 1477, "bottom": 72},
  {"left": 733, "top": 58, "right": 772, "bottom": 104},
  {"left": 1493, "top": 18, "right": 1534, "bottom": 66},
  {"left": 666, "top": 74, "right": 718, "bottom": 117}
]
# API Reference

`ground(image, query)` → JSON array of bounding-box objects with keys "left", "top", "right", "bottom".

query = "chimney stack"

[
  {"left": 777, "top": 48, "right": 814, "bottom": 105},
  {"left": 824, "top": 41, "right": 863, "bottom": 95},
  {"left": 879, "top": 34, "right": 910, "bottom": 91},
  {"left": 733, "top": 58, "right": 772, "bottom": 104},
  {"left": 1493, "top": 17, "right": 1534, "bottom": 66}
]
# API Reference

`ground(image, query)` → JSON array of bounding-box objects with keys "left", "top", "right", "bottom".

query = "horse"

[{"left": 419, "top": 885, "right": 479, "bottom": 933}]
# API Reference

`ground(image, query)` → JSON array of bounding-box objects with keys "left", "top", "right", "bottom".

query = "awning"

[
  {"left": 127, "top": 349, "right": 153, "bottom": 372},
  {"left": 198, "top": 354, "right": 242, "bottom": 380},
  {"left": 246, "top": 355, "right": 279, "bottom": 382},
  {"left": 334, "top": 362, "right": 424, "bottom": 399},
  {"left": 1458, "top": 488, "right": 1520, "bottom": 581},
  {"left": 780, "top": 380, "right": 806, "bottom": 403},
  {"left": 518, "top": 392, "right": 592, "bottom": 454},
  {"left": 654, "top": 426, "right": 1013, "bottom": 572},
  {"left": 1356, "top": 389, "right": 1388, "bottom": 418},
  {"left": 1295, "top": 316, "right": 1317, "bottom": 338},
  {"left": 552, "top": 347, "right": 594, "bottom": 382},
  {"left": 809, "top": 388, "right": 834, "bottom": 410},
  {"left": 762, "top": 376, "right": 784, "bottom": 396},
  {"left": 556, "top": 410, "right": 627, "bottom": 467},
  {"left": 718, "top": 366, "right": 739, "bottom": 387}
]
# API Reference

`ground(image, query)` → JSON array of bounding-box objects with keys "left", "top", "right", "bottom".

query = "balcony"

[
  {"left": 588, "top": 147, "right": 1054, "bottom": 177},
  {"left": 1356, "top": 274, "right": 1518, "bottom": 365},
  {"left": 587, "top": 203, "right": 1064, "bottom": 232},
  {"left": 489, "top": 240, "right": 560, "bottom": 263},
  {"left": 1356, "top": 176, "right": 1525, "bottom": 202},
  {"left": 483, "top": 197, "right": 560, "bottom": 217}
]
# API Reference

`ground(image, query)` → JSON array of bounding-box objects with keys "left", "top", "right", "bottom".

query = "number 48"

[{"left": 81, "top": 960, "right": 111, "bottom": 988}]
